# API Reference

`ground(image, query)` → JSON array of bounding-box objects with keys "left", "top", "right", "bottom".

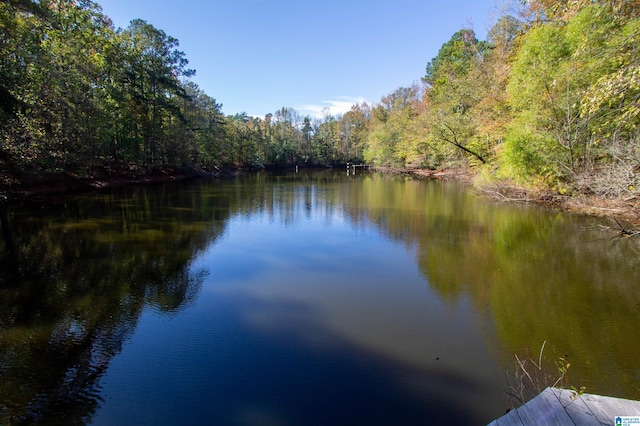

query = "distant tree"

[
  {"left": 339, "top": 103, "right": 369, "bottom": 163},
  {"left": 364, "top": 86, "right": 420, "bottom": 166}
]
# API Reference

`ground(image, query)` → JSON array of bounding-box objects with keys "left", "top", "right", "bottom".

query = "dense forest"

[{"left": 0, "top": 0, "right": 638, "bottom": 201}]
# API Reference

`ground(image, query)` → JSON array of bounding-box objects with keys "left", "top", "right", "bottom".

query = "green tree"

[
  {"left": 315, "top": 109, "right": 340, "bottom": 164},
  {"left": 165, "top": 82, "right": 224, "bottom": 169},
  {"left": 423, "top": 29, "right": 489, "bottom": 93},
  {"left": 364, "top": 86, "right": 420, "bottom": 167},
  {"left": 0, "top": 0, "right": 239, "bottom": 182},
  {"left": 120, "top": 19, "right": 194, "bottom": 167},
  {"left": 269, "top": 107, "right": 302, "bottom": 165},
  {"left": 0, "top": 0, "right": 116, "bottom": 174},
  {"left": 423, "top": 29, "right": 491, "bottom": 166},
  {"left": 580, "top": 10, "right": 640, "bottom": 139},
  {"left": 501, "top": 4, "right": 632, "bottom": 192},
  {"left": 339, "top": 103, "right": 370, "bottom": 163}
]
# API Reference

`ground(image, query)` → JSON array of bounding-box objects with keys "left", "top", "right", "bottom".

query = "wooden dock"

[
  {"left": 346, "top": 163, "right": 370, "bottom": 176},
  {"left": 488, "top": 387, "right": 640, "bottom": 425}
]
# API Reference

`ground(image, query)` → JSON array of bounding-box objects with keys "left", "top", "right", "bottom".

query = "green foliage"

[
  {"left": 423, "top": 29, "right": 495, "bottom": 166},
  {"left": 500, "top": 121, "right": 564, "bottom": 188},
  {"left": 0, "top": 0, "right": 225, "bottom": 180},
  {"left": 363, "top": 86, "right": 420, "bottom": 167},
  {"left": 424, "top": 29, "right": 490, "bottom": 93},
  {"left": 500, "top": 4, "right": 635, "bottom": 191},
  {"left": 580, "top": 15, "right": 640, "bottom": 139},
  {"left": 1, "top": 0, "right": 637, "bottom": 196}
]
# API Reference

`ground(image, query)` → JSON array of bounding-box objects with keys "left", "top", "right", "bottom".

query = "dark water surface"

[{"left": 1, "top": 170, "right": 639, "bottom": 425}]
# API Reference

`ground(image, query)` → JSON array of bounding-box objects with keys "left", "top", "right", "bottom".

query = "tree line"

[
  {"left": 1, "top": 0, "right": 638, "bottom": 199},
  {"left": 358, "top": 0, "right": 639, "bottom": 199},
  {"left": 1, "top": 0, "right": 226, "bottom": 180},
  {"left": 0, "top": 0, "right": 360, "bottom": 179}
]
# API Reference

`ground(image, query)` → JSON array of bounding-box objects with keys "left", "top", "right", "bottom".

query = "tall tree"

[
  {"left": 339, "top": 103, "right": 369, "bottom": 163},
  {"left": 120, "top": 19, "right": 194, "bottom": 167},
  {"left": 364, "top": 86, "right": 420, "bottom": 166},
  {"left": 424, "top": 29, "right": 491, "bottom": 165},
  {"left": 0, "top": 0, "right": 115, "bottom": 173},
  {"left": 501, "top": 3, "right": 633, "bottom": 192}
]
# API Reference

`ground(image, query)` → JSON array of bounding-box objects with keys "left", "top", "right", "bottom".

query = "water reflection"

[
  {"left": 1, "top": 171, "right": 639, "bottom": 425},
  {"left": 0, "top": 184, "right": 226, "bottom": 424},
  {"left": 335, "top": 174, "right": 640, "bottom": 398}
]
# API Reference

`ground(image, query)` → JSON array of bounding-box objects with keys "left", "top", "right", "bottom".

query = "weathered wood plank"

[
  {"left": 549, "top": 387, "right": 602, "bottom": 425},
  {"left": 491, "top": 406, "right": 523, "bottom": 426},
  {"left": 489, "top": 388, "right": 640, "bottom": 426},
  {"left": 578, "top": 391, "right": 640, "bottom": 425},
  {"left": 514, "top": 388, "right": 576, "bottom": 425}
]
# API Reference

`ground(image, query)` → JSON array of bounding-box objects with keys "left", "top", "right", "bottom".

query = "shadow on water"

[
  {"left": 1, "top": 170, "right": 640, "bottom": 425},
  {"left": 92, "top": 291, "right": 486, "bottom": 426},
  {"left": 0, "top": 183, "right": 227, "bottom": 425},
  {"left": 220, "top": 296, "right": 487, "bottom": 426},
  {"left": 336, "top": 172, "right": 640, "bottom": 400}
]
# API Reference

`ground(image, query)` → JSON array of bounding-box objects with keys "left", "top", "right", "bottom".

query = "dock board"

[{"left": 488, "top": 387, "right": 640, "bottom": 425}]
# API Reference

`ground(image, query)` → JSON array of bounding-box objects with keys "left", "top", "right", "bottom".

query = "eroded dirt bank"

[
  {"left": 0, "top": 169, "right": 222, "bottom": 205},
  {"left": 385, "top": 166, "right": 640, "bottom": 228}
]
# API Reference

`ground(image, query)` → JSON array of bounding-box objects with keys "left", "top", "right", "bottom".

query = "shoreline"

[
  {"left": 2, "top": 166, "right": 639, "bottom": 228},
  {"left": 0, "top": 169, "right": 206, "bottom": 206},
  {"left": 375, "top": 166, "right": 640, "bottom": 227}
]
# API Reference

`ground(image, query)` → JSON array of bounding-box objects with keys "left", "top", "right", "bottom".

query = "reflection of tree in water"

[
  {"left": 5, "top": 172, "right": 639, "bottom": 423},
  {"left": 0, "top": 182, "right": 226, "bottom": 424},
  {"left": 145, "top": 268, "right": 207, "bottom": 314},
  {"left": 340, "top": 173, "right": 640, "bottom": 399},
  {"left": 5, "top": 310, "right": 138, "bottom": 425}
]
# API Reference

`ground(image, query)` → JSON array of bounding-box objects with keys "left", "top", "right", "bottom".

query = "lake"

[{"left": 1, "top": 170, "right": 639, "bottom": 425}]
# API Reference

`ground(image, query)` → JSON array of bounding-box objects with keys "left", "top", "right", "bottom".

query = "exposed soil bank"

[
  {"left": 475, "top": 182, "right": 640, "bottom": 227},
  {"left": 376, "top": 166, "right": 640, "bottom": 228},
  {"left": 3, "top": 166, "right": 639, "bottom": 229},
  {"left": 0, "top": 168, "right": 235, "bottom": 206}
]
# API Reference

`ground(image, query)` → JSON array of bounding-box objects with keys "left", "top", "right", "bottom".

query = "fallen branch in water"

[
  {"left": 613, "top": 218, "right": 640, "bottom": 238},
  {"left": 591, "top": 218, "right": 640, "bottom": 243},
  {"left": 476, "top": 185, "right": 533, "bottom": 203}
]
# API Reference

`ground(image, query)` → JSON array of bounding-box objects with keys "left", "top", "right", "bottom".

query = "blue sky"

[{"left": 98, "top": 0, "right": 502, "bottom": 118}]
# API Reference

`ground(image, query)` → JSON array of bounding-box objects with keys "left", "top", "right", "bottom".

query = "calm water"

[{"left": 1, "top": 170, "right": 639, "bottom": 425}]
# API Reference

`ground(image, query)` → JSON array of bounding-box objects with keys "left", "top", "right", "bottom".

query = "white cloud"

[{"left": 298, "top": 96, "right": 367, "bottom": 119}]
